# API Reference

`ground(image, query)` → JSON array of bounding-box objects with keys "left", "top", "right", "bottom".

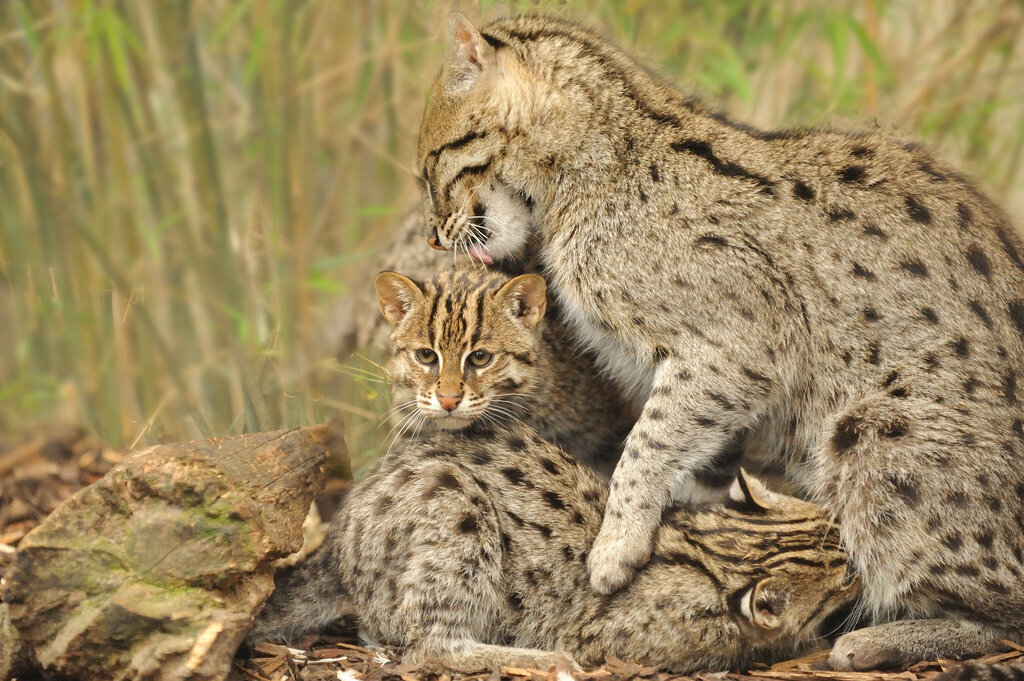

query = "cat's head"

[
  {"left": 417, "top": 14, "right": 575, "bottom": 264},
  {"left": 375, "top": 268, "right": 546, "bottom": 431},
  {"left": 684, "top": 471, "right": 861, "bottom": 651}
]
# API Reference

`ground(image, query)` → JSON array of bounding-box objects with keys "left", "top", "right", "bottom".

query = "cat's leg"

[
  {"left": 588, "top": 356, "right": 773, "bottom": 594},
  {"left": 813, "top": 394, "right": 1024, "bottom": 670},
  {"left": 830, "top": 620, "right": 1007, "bottom": 671},
  {"left": 248, "top": 534, "right": 356, "bottom": 645},
  {"left": 407, "top": 641, "right": 576, "bottom": 673},
  {"left": 368, "top": 463, "right": 579, "bottom": 671}
]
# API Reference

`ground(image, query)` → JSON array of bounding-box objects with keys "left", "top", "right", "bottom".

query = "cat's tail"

[
  {"left": 246, "top": 537, "right": 355, "bottom": 646},
  {"left": 934, "top": 659, "right": 1024, "bottom": 681}
]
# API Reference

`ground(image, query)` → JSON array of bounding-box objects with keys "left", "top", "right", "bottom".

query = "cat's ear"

[
  {"left": 375, "top": 272, "right": 425, "bottom": 326},
  {"left": 445, "top": 13, "right": 497, "bottom": 89},
  {"left": 496, "top": 274, "right": 547, "bottom": 329},
  {"left": 740, "top": 577, "right": 788, "bottom": 630},
  {"left": 728, "top": 469, "right": 775, "bottom": 512}
]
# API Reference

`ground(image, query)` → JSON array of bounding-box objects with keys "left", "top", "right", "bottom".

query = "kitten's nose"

[
  {"left": 438, "top": 395, "right": 461, "bottom": 412},
  {"left": 427, "top": 227, "right": 447, "bottom": 251}
]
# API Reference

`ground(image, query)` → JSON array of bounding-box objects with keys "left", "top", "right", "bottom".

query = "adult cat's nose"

[
  {"left": 427, "top": 227, "right": 447, "bottom": 251},
  {"left": 438, "top": 395, "right": 461, "bottom": 411}
]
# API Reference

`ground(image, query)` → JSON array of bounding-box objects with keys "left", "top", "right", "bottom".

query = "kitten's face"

[
  {"left": 416, "top": 15, "right": 537, "bottom": 264},
  {"left": 375, "top": 269, "right": 546, "bottom": 431}
]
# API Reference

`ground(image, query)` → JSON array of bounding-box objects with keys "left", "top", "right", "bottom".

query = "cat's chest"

[{"left": 546, "top": 265, "right": 655, "bottom": 404}]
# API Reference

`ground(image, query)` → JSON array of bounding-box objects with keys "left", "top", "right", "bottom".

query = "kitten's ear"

[
  {"left": 496, "top": 274, "right": 547, "bottom": 329},
  {"left": 728, "top": 469, "right": 775, "bottom": 512},
  {"left": 445, "top": 13, "right": 496, "bottom": 88},
  {"left": 741, "top": 578, "right": 788, "bottom": 630},
  {"left": 375, "top": 272, "right": 425, "bottom": 326}
]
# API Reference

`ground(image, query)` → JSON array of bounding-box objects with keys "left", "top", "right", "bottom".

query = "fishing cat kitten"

[
  {"left": 249, "top": 270, "right": 859, "bottom": 673},
  {"left": 416, "top": 14, "right": 1024, "bottom": 672},
  {"left": 337, "top": 213, "right": 635, "bottom": 476}
]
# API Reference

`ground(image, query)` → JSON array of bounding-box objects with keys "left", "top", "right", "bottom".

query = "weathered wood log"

[{"left": 2, "top": 418, "right": 345, "bottom": 681}]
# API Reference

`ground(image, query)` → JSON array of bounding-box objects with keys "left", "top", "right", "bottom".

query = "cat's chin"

[{"left": 427, "top": 415, "right": 477, "bottom": 431}]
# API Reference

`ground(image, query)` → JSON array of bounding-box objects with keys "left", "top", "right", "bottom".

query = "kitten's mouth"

[{"left": 430, "top": 413, "right": 475, "bottom": 430}]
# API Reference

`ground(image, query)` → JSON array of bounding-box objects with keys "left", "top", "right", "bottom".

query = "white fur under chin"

[{"left": 470, "top": 182, "right": 532, "bottom": 261}]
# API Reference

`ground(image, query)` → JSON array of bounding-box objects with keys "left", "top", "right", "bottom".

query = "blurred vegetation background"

[{"left": 2, "top": 0, "right": 1023, "bottom": 474}]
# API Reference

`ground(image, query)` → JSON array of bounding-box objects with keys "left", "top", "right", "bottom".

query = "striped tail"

[{"left": 935, "top": 660, "right": 1024, "bottom": 681}]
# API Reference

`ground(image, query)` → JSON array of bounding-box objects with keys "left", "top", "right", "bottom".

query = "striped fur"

[
  {"left": 416, "top": 14, "right": 1024, "bottom": 670},
  {"left": 376, "top": 265, "right": 635, "bottom": 476},
  {"left": 249, "top": 422, "right": 859, "bottom": 672}
]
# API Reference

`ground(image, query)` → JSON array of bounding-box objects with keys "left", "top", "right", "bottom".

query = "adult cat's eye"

[
  {"left": 468, "top": 349, "right": 492, "bottom": 367},
  {"left": 414, "top": 348, "right": 438, "bottom": 365}
]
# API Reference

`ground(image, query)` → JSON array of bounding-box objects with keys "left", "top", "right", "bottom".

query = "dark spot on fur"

[
  {"left": 695, "top": 234, "right": 729, "bottom": 248},
  {"left": 539, "top": 457, "right": 559, "bottom": 475},
  {"left": 921, "top": 307, "right": 939, "bottom": 324},
  {"left": 831, "top": 414, "right": 862, "bottom": 455},
  {"left": 956, "top": 202, "right": 972, "bottom": 230},
  {"left": 964, "top": 376, "right": 981, "bottom": 395},
  {"left": 793, "top": 180, "right": 815, "bottom": 200},
  {"left": 1008, "top": 301, "right": 1024, "bottom": 340},
  {"left": 867, "top": 341, "right": 881, "bottom": 365},
  {"left": 976, "top": 531, "right": 995, "bottom": 549},
  {"left": 839, "top": 166, "right": 866, "bottom": 183},
  {"left": 951, "top": 337, "right": 970, "bottom": 358},
  {"left": 883, "top": 371, "right": 900, "bottom": 387},
  {"left": 650, "top": 164, "right": 661, "bottom": 182},
  {"left": 900, "top": 260, "right": 929, "bottom": 277},
  {"left": 695, "top": 417, "right": 717, "bottom": 427},
  {"left": 863, "top": 307, "right": 881, "bottom": 322},
  {"left": 969, "top": 300, "right": 993, "bottom": 329},
  {"left": 648, "top": 409, "right": 664, "bottom": 420},
  {"left": 943, "top": 533, "right": 964, "bottom": 552},
  {"left": 852, "top": 263, "right": 875, "bottom": 280},
  {"left": 966, "top": 246, "right": 992, "bottom": 279},
  {"left": 851, "top": 145, "right": 873, "bottom": 158},
  {"left": 542, "top": 490, "right": 566, "bottom": 511},
  {"left": 905, "top": 196, "right": 931, "bottom": 224},
  {"left": 883, "top": 419, "right": 909, "bottom": 438},
  {"left": 945, "top": 491, "right": 968, "bottom": 508},
  {"left": 507, "top": 437, "right": 527, "bottom": 451},
  {"left": 1005, "top": 371, "right": 1018, "bottom": 404},
  {"left": 955, "top": 565, "right": 980, "bottom": 578},
  {"left": 458, "top": 513, "right": 479, "bottom": 534},
  {"left": 827, "top": 207, "right": 856, "bottom": 221},
  {"left": 923, "top": 353, "right": 938, "bottom": 371},
  {"left": 501, "top": 467, "right": 527, "bottom": 486},
  {"left": 864, "top": 224, "right": 887, "bottom": 239},
  {"left": 889, "top": 475, "right": 920, "bottom": 507},
  {"left": 653, "top": 346, "right": 670, "bottom": 361},
  {"left": 842, "top": 350, "right": 852, "bottom": 366}
]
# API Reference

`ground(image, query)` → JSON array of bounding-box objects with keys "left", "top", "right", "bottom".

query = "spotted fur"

[
  {"left": 375, "top": 264, "right": 634, "bottom": 476},
  {"left": 249, "top": 425, "right": 858, "bottom": 672},
  {"left": 416, "top": 14, "right": 1024, "bottom": 670}
]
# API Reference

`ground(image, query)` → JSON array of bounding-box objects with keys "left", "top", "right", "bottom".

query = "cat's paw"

[
  {"left": 586, "top": 523, "right": 652, "bottom": 594},
  {"left": 830, "top": 629, "right": 905, "bottom": 671}
]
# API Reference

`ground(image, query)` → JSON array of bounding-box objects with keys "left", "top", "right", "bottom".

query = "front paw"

[{"left": 586, "top": 525, "right": 652, "bottom": 595}]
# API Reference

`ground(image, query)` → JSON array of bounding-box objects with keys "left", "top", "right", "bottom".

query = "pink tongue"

[{"left": 468, "top": 245, "right": 494, "bottom": 265}]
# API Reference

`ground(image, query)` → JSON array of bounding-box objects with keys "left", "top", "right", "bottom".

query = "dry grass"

[{"left": 1, "top": 1, "right": 1022, "bottom": 472}]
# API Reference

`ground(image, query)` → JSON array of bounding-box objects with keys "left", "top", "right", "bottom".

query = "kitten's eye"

[
  {"left": 414, "top": 348, "right": 438, "bottom": 365},
  {"left": 468, "top": 350, "right": 492, "bottom": 367}
]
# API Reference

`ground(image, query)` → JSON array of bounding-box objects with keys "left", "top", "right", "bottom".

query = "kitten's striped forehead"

[{"left": 421, "top": 268, "right": 515, "bottom": 352}]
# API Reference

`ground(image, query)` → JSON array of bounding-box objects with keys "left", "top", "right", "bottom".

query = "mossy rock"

[{"left": 2, "top": 418, "right": 345, "bottom": 681}]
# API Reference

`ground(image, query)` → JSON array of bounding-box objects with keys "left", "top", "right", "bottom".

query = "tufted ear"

[
  {"left": 728, "top": 468, "right": 776, "bottom": 512},
  {"left": 375, "top": 272, "right": 425, "bottom": 326},
  {"left": 495, "top": 274, "right": 547, "bottom": 329},
  {"left": 445, "top": 13, "right": 497, "bottom": 90}
]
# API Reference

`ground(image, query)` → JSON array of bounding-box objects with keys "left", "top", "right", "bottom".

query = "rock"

[{"left": 2, "top": 418, "right": 345, "bottom": 681}]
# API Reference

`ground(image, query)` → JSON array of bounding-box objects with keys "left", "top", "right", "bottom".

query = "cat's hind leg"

[{"left": 813, "top": 394, "right": 1024, "bottom": 670}]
